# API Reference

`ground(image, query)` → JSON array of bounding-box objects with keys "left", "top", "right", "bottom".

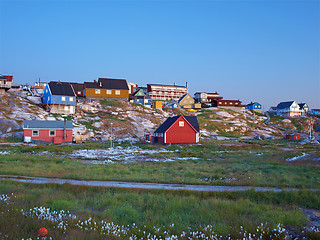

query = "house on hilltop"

[
  {"left": 276, "top": 101, "right": 302, "bottom": 117},
  {"left": 42, "top": 81, "right": 77, "bottom": 114},
  {"left": 147, "top": 83, "right": 188, "bottom": 101},
  {"left": 23, "top": 120, "right": 73, "bottom": 144},
  {"left": 0, "top": 75, "right": 13, "bottom": 94},
  {"left": 84, "top": 78, "right": 129, "bottom": 100},
  {"left": 130, "top": 89, "right": 151, "bottom": 108},
  {"left": 154, "top": 115, "right": 199, "bottom": 144},
  {"left": 298, "top": 103, "right": 309, "bottom": 115},
  {"left": 245, "top": 102, "right": 262, "bottom": 113},
  {"left": 178, "top": 93, "right": 195, "bottom": 109}
]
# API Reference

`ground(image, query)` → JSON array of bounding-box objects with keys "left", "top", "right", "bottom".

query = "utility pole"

[{"left": 110, "top": 122, "right": 113, "bottom": 148}]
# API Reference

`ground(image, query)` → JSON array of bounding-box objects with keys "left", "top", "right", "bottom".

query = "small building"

[
  {"left": 245, "top": 102, "right": 262, "bottom": 113},
  {"left": 147, "top": 83, "right": 188, "bottom": 101},
  {"left": 311, "top": 109, "right": 320, "bottom": 116},
  {"left": 154, "top": 115, "right": 199, "bottom": 144},
  {"left": 130, "top": 89, "right": 151, "bottom": 107},
  {"left": 285, "top": 133, "right": 301, "bottom": 140},
  {"left": 276, "top": 101, "right": 302, "bottom": 117},
  {"left": 178, "top": 93, "right": 195, "bottom": 109},
  {"left": 153, "top": 101, "right": 163, "bottom": 109},
  {"left": 194, "top": 92, "right": 223, "bottom": 103},
  {"left": 0, "top": 75, "right": 13, "bottom": 94},
  {"left": 315, "top": 125, "right": 320, "bottom": 142},
  {"left": 268, "top": 106, "right": 277, "bottom": 114},
  {"left": 23, "top": 120, "right": 73, "bottom": 144},
  {"left": 42, "top": 81, "right": 77, "bottom": 114},
  {"left": 212, "top": 99, "right": 242, "bottom": 108},
  {"left": 84, "top": 78, "right": 129, "bottom": 100},
  {"left": 127, "top": 82, "right": 138, "bottom": 94},
  {"left": 298, "top": 103, "right": 309, "bottom": 115}
]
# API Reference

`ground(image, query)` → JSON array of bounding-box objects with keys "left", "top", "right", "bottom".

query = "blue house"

[
  {"left": 129, "top": 89, "right": 151, "bottom": 108},
  {"left": 43, "top": 82, "right": 77, "bottom": 114},
  {"left": 311, "top": 109, "right": 320, "bottom": 116},
  {"left": 245, "top": 102, "right": 262, "bottom": 113}
]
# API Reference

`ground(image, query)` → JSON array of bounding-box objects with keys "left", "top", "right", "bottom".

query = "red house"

[
  {"left": 154, "top": 115, "right": 200, "bottom": 144},
  {"left": 23, "top": 120, "right": 73, "bottom": 144}
]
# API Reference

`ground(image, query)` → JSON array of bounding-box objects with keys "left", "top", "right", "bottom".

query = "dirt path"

[{"left": 0, "top": 175, "right": 316, "bottom": 192}]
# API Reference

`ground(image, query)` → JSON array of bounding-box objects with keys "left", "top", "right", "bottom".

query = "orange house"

[{"left": 84, "top": 78, "right": 129, "bottom": 100}]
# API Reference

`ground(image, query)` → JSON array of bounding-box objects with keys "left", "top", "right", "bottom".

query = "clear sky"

[{"left": 0, "top": 0, "right": 319, "bottom": 110}]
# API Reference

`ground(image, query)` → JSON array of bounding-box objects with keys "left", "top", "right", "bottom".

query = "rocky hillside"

[{"left": 0, "top": 89, "right": 319, "bottom": 141}]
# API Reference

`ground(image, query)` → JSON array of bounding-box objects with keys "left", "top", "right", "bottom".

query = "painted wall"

[
  {"left": 24, "top": 129, "right": 73, "bottom": 143},
  {"left": 157, "top": 117, "right": 198, "bottom": 143},
  {"left": 85, "top": 88, "right": 129, "bottom": 99}
]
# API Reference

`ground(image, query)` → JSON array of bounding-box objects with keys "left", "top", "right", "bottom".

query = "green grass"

[
  {"left": 0, "top": 140, "right": 319, "bottom": 189},
  {"left": 0, "top": 181, "right": 316, "bottom": 239}
]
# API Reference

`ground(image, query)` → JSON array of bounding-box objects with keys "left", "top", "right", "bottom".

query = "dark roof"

[
  {"left": 61, "top": 82, "right": 84, "bottom": 92},
  {"left": 276, "top": 101, "right": 295, "bottom": 109},
  {"left": 0, "top": 75, "right": 7, "bottom": 80},
  {"left": 155, "top": 115, "right": 199, "bottom": 133},
  {"left": 48, "top": 82, "right": 76, "bottom": 96},
  {"left": 246, "top": 102, "right": 260, "bottom": 106},
  {"left": 316, "top": 125, "right": 320, "bottom": 132},
  {"left": 23, "top": 120, "right": 73, "bottom": 129},
  {"left": 298, "top": 103, "right": 308, "bottom": 109},
  {"left": 178, "top": 93, "right": 188, "bottom": 103},
  {"left": 99, "top": 78, "right": 129, "bottom": 90},
  {"left": 84, "top": 78, "right": 129, "bottom": 90},
  {"left": 84, "top": 82, "right": 99, "bottom": 88}
]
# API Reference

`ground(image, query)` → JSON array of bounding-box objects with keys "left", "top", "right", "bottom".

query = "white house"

[{"left": 276, "top": 101, "right": 302, "bottom": 117}]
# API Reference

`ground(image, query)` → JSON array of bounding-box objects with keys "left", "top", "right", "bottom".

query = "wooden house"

[
  {"left": 23, "top": 120, "right": 73, "bottom": 144},
  {"left": 194, "top": 92, "right": 223, "bottom": 103},
  {"left": 245, "top": 102, "right": 262, "bottom": 113},
  {"left": 276, "top": 101, "right": 302, "bottom": 117},
  {"left": 84, "top": 78, "right": 129, "bottom": 100},
  {"left": 130, "top": 89, "right": 151, "bottom": 107},
  {"left": 42, "top": 81, "right": 77, "bottom": 115},
  {"left": 154, "top": 115, "right": 199, "bottom": 144},
  {"left": 212, "top": 99, "right": 242, "bottom": 108},
  {"left": 311, "top": 109, "right": 320, "bottom": 116},
  {"left": 0, "top": 75, "right": 13, "bottom": 94},
  {"left": 268, "top": 106, "right": 277, "bottom": 114},
  {"left": 178, "top": 93, "right": 195, "bottom": 109},
  {"left": 298, "top": 103, "right": 309, "bottom": 115}
]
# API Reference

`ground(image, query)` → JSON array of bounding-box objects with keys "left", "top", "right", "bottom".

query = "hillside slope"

[{"left": 0, "top": 90, "right": 318, "bottom": 141}]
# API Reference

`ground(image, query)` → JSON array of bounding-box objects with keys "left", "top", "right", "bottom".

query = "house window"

[
  {"left": 106, "top": 90, "right": 112, "bottom": 95},
  {"left": 65, "top": 106, "right": 69, "bottom": 110},
  {"left": 61, "top": 96, "right": 66, "bottom": 101},
  {"left": 179, "top": 121, "right": 184, "bottom": 127},
  {"left": 32, "top": 130, "right": 39, "bottom": 136},
  {"left": 49, "top": 130, "right": 56, "bottom": 136},
  {"left": 69, "top": 97, "right": 73, "bottom": 102},
  {"left": 115, "top": 90, "right": 120, "bottom": 95},
  {"left": 78, "top": 91, "right": 81, "bottom": 95},
  {"left": 95, "top": 89, "right": 101, "bottom": 94}
]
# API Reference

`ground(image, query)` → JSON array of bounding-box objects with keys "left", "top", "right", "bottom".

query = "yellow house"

[
  {"left": 178, "top": 93, "right": 195, "bottom": 109},
  {"left": 84, "top": 78, "right": 129, "bottom": 100}
]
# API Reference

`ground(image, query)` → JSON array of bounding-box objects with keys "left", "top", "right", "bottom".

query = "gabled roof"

[
  {"left": 132, "top": 89, "right": 146, "bottom": 97},
  {"left": 155, "top": 115, "right": 199, "bottom": 133},
  {"left": 298, "top": 103, "right": 308, "bottom": 109},
  {"left": 276, "top": 101, "right": 295, "bottom": 109},
  {"left": 48, "top": 82, "right": 76, "bottom": 96},
  {"left": 246, "top": 102, "right": 260, "bottom": 107},
  {"left": 62, "top": 82, "right": 84, "bottom": 92},
  {"left": 99, "top": 78, "right": 129, "bottom": 90},
  {"left": 0, "top": 75, "right": 7, "bottom": 80},
  {"left": 23, "top": 120, "right": 73, "bottom": 129}
]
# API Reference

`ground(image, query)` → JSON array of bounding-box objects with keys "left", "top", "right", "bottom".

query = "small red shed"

[
  {"left": 154, "top": 115, "right": 200, "bottom": 144},
  {"left": 23, "top": 120, "right": 73, "bottom": 144}
]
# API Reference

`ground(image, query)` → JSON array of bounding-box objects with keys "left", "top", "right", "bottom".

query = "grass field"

[
  {"left": 0, "top": 181, "right": 319, "bottom": 239},
  {"left": 0, "top": 139, "right": 319, "bottom": 239},
  {"left": 0, "top": 140, "right": 319, "bottom": 188}
]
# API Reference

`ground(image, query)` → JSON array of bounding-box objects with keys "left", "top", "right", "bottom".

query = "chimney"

[
  {"left": 64, "top": 119, "right": 67, "bottom": 140},
  {"left": 186, "top": 81, "right": 188, "bottom": 89},
  {"left": 174, "top": 83, "right": 176, "bottom": 86},
  {"left": 99, "top": 81, "right": 102, "bottom": 87}
]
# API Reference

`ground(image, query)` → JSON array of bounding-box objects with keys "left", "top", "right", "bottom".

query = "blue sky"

[{"left": 0, "top": 0, "right": 319, "bottom": 109}]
